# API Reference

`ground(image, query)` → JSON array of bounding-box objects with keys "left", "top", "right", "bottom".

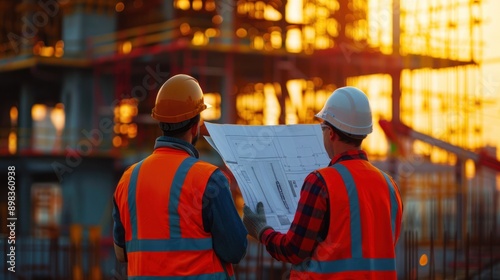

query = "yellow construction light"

[
  {"left": 120, "top": 124, "right": 129, "bottom": 135},
  {"left": 192, "top": 31, "right": 208, "bottom": 46},
  {"left": 285, "top": 99, "right": 298, "bottom": 124},
  {"left": 253, "top": 36, "right": 264, "bottom": 50},
  {"left": 326, "top": 19, "right": 339, "bottom": 37},
  {"left": 10, "top": 106, "right": 18, "bottom": 126},
  {"left": 193, "top": 0, "right": 202, "bottom": 11},
  {"left": 264, "top": 83, "right": 281, "bottom": 125},
  {"left": 127, "top": 123, "right": 138, "bottom": 139},
  {"left": 180, "top": 23, "right": 191, "bottom": 35},
  {"left": 286, "top": 80, "right": 302, "bottom": 124},
  {"left": 316, "top": 6, "right": 329, "bottom": 18},
  {"left": 286, "top": 0, "right": 303, "bottom": 23},
  {"left": 270, "top": 31, "right": 282, "bottom": 49},
  {"left": 55, "top": 40, "right": 64, "bottom": 57},
  {"left": 119, "top": 102, "right": 134, "bottom": 123},
  {"left": 176, "top": 0, "right": 190, "bottom": 10},
  {"left": 115, "top": 2, "right": 125, "bottom": 12},
  {"left": 8, "top": 131, "right": 17, "bottom": 155},
  {"left": 315, "top": 36, "right": 330, "bottom": 49},
  {"left": 315, "top": 89, "right": 328, "bottom": 110},
  {"left": 205, "top": 0, "right": 216, "bottom": 11},
  {"left": 32, "top": 104, "right": 47, "bottom": 121},
  {"left": 419, "top": 254, "right": 428, "bottom": 266},
  {"left": 264, "top": 5, "right": 282, "bottom": 21},
  {"left": 40, "top": 46, "right": 54, "bottom": 57},
  {"left": 121, "top": 41, "right": 132, "bottom": 54},
  {"left": 286, "top": 28, "right": 302, "bottom": 53},
  {"left": 201, "top": 93, "right": 221, "bottom": 120},
  {"left": 304, "top": 3, "right": 316, "bottom": 22},
  {"left": 113, "top": 136, "right": 122, "bottom": 147},
  {"left": 465, "top": 159, "right": 476, "bottom": 179},
  {"left": 236, "top": 2, "right": 244, "bottom": 14},
  {"left": 212, "top": 15, "right": 223, "bottom": 25},
  {"left": 254, "top": 5, "right": 264, "bottom": 19},
  {"left": 255, "top": 1, "right": 265, "bottom": 11},
  {"left": 244, "top": 2, "right": 254, "bottom": 14},
  {"left": 236, "top": 28, "right": 247, "bottom": 38},
  {"left": 326, "top": 0, "right": 340, "bottom": 11},
  {"left": 304, "top": 26, "right": 315, "bottom": 41},
  {"left": 50, "top": 103, "right": 65, "bottom": 132},
  {"left": 312, "top": 77, "right": 323, "bottom": 87},
  {"left": 205, "top": 28, "right": 217, "bottom": 37}
]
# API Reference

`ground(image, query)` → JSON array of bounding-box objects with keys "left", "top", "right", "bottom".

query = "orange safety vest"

[
  {"left": 290, "top": 160, "right": 403, "bottom": 280},
  {"left": 114, "top": 147, "right": 234, "bottom": 279}
]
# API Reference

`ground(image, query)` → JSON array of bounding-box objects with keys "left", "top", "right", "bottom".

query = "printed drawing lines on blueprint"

[
  {"left": 270, "top": 162, "right": 291, "bottom": 214},
  {"left": 251, "top": 166, "right": 274, "bottom": 212}
]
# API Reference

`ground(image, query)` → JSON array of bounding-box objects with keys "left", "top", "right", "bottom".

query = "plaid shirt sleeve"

[{"left": 260, "top": 171, "right": 329, "bottom": 265}]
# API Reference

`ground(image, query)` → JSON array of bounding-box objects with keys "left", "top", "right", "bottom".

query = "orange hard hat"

[{"left": 151, "top": 74, "right": 210, "bottom": 123}]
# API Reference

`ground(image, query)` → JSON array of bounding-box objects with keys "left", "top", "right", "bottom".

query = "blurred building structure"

[{"left": 0, "top": 0, "right": 499, "bottom": 279}]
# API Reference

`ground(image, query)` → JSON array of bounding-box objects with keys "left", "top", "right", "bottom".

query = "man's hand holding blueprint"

[{"left": 205, "top": 123, "right": 330, "bottom": 233}]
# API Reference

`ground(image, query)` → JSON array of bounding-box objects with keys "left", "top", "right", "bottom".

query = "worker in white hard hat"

[
  {"left": 243, "top": 86, "right": 403, "bottom": 279},
  {"left": 113, "top": 74, "right": 247, "bottom": 279}
]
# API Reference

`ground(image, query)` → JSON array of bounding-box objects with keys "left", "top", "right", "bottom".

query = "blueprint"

[{"left": 205, "top": 123, "right": 330, "bottom": 233}]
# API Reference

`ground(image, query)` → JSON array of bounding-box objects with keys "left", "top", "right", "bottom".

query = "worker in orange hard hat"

[
  {"left": 243, "top": 86, "right": 404, "bottom": 279},
  {"left": 113, "top": 74, "right": 247, "bottom": 279}
]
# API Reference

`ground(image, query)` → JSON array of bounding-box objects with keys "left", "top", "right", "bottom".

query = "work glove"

[{"left": 243, "top": 202, "right": 272, "bottom": 242}]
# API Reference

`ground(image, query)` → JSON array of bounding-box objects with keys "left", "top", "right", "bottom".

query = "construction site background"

[{"left": 0, "top": 0, "right": 499, "bottom": 279}]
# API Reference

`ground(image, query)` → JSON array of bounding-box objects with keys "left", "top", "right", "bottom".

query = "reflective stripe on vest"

[
  {"left": 334, "top": 164, "right": 363, "bottom": 259},
  {"left": 169, "top": 157, "right": 198, "bottom": 238},
  {"left": 296, "top": 163, "right": 398, "bottom": 274},
  {"left": 128, "top": 159, "right": 144, "bottom": 241},
  {"left": 382, "top": 172, "right": 399, "bottom": 241},
  {"left": 126, "top": 238, "right": 212, "bottom": 253}
]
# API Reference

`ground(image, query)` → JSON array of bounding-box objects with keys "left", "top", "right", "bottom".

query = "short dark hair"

[
  {"left": 160, "top": 115, "right": 200, "bottom": 137},
  {"left": 324, "top": 122, "right": 365, "bottom": 147}
]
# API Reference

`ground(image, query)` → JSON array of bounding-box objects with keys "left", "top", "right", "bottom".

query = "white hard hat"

[{"left": 315, "top": 86, "right": 373, "bottom": 136}]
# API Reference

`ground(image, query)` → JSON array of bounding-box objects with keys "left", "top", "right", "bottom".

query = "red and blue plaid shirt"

[{"left": 260, "top": 149, "right": 369, "bottom": 264}]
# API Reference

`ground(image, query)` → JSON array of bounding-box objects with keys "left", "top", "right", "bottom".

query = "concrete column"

[
  {"left": 14, "top": 0, "right": 36, "bottom": 57},
  {"left": 217, "top": 0, "right": 235, "bottom": 45},
  {"left": 221, "top": 54, "right": 236, "bottom": 123},
  {"left": 61, "top": 70, "right": 93, "bottom": 148},
  {"left": 162, "top": 0, "right": 175, "bottom": 20},
  {"left": 62, "top": 3, "right": 116, "bottom": 57},
  {"left": 18, "top": 173, "right": 33, "bottom": 236},
  {"left": 392, "top": 0, "right": 400, "bottom": 55},
  {"left": 94, "top": 73, "right": 115, "bottom": 150},
  {"left": 18, "top": 84, "right": 34, "bottom": 152},
  {"left": 60, "top": 159, "right": 114, "bottom": 227}
]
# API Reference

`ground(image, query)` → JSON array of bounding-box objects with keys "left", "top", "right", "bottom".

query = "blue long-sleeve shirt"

[{"left": 113, "top": 136, "right": 247, "bottom": 264}]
